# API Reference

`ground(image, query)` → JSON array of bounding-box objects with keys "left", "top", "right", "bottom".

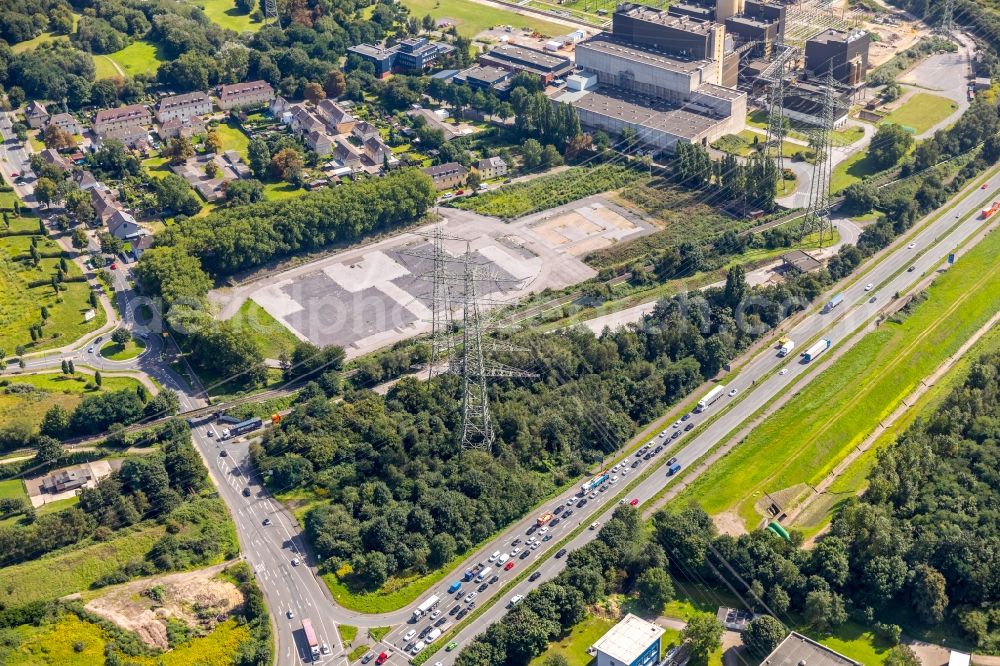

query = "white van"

[
  {"left": 489, "top": 551, "right": 501, "bottom": 561},
  {"left": 496, "top": 553, "right": 510, "bottom": 566},
  {"left": 476, "top": 568, "right": 490, "bottom": 582}
]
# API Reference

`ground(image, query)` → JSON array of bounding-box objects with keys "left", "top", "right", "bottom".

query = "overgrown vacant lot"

[
  {"left": 673, "top": 218, "right": 1000, "bottom": 530},
  {"left": 398, "top": 0, "right": 567, "bottom": 36},
  {"left": 450, "top": 164, "right": 644, "bottom": 218},
  {"left": 0, "top": 221, "right": 105, "bottom": 352}
]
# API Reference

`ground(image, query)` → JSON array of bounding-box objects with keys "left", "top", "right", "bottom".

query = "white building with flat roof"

[{"left": 593, "top": 614, "right": 664, "bottom": 666}]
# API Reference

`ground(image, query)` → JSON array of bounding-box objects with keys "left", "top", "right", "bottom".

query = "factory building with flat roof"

[
  {"left": 478, "top": 43, "right": 573, "bottom": 84},
  {"left": 805, "top": 28, "right": 870, "bottom": 86}
]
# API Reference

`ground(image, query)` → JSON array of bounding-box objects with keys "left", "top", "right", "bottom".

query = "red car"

[
  {"left": 375, "top": 652, "right": 389, "bottom": 665},
  {"left": 630, "top": 498, "right": 639, "bottom": 506},
  {"left": 983, "top": 183, "right": 989, "bottom": 189},
  {"left": 504, "top": 561, "right": 515, "bottom": 571},
  {"left": 110, "top": 262, "right": 117, "bottom": 270},
  {"left": 10, "top": 172, "right": 18, "bottom": 177}
]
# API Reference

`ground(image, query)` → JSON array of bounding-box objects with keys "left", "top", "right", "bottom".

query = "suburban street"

[{"left": 372, "top": 166, "right": 1000, "bottom": 665}]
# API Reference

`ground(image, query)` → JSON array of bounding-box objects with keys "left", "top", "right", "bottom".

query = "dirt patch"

[
  {"left": 84, "top": 563, "right": 243, "bottom": 650},
  {"left": 752, "top": 483, "right": 811, "bottom": 529},
  {"left": 712, "top": 511, "right": 749, "bottom": 537}
]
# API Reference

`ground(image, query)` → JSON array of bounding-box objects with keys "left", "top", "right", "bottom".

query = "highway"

[{"left": 373, "top": 168, "right": 1000, "bottom": 665}]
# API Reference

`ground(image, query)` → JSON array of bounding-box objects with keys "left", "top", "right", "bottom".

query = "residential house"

[
  {"left": 90, "top": 186, "right": 120, "bottom": 224},
  {"left": 107, "top": 209, "right": 145, "bottom": 241},
  {"left": 306, "top": 129, "right": 335, "bottom": 156},
  {"left": 476, "top": 156, "right": 508, "bottom": 180},
  {"left": 155, "top": 91, "right": 212, "bottom": 123},
  {"left": 158, "top": 115, "right": 207, "bottom": 140},
  {"left": 216, "top": 80, "right": 275, "bottom": 110},
  {"left": 93, "top": 104, "right": 152, "bottom": 146},
  {"left": 352, "top": 121, "right": 379, "bottom": 143},
  {"left": 363, "top": 135, "right": 395, "bottom": 166},
  {"left": 130, "top": 234, "right": 155, "bottom": 260},
  {"left": 39, "top": 466, "right": 94, "bottom": 493},
  {"left": 25, "top": 101, "right": 50, "bottom": 128},
  {"left": 75, "top": 170, "right": 100, "bottom": 191},
  {"left": 39, "top": 149, "right": 71, "bottom": 172},
  {"left": 47, "top": 112, "right": 83, "bottom": 136},
  {"left": 289, "top": 105, "right": 325, "bottom": 135},
  {"left": 421, "top": 162, "right": 468, "bottom": 190},
  {"left": 333, "top": 137, "right": 364, "bottom": 169},
  {"left": 316, "top": 99, "right": 356, "bottom": 134},
  {"left": 270, "top": 95, "right": 293, "bottom": 122},
  {"left": 222, "top": 150, "right": 252, "bottom": 178}
]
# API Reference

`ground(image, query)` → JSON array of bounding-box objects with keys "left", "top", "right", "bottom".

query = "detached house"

[
  {"left": 477, "top": 156, "right": 508, "bottom": 180},
  {"left": 47, "top": 113, "right": 83, "bottom": 136},
  {"left": 363, "top": 136, "right": 395, "bottom": 166},
  {"left": 352, "top": 121, "right": 379, "bottom": 143},
  {"left": 25, "top": 101, "right": 50, "bottom": 128},
  {"left": 107, "top": 209, "right": 145, "bottom": 241},
  {"left": 333, "top": 137, "right": 363, "bottom": 169},
  {"left": 155, "top": 91, "right": 212, "bottom": 123},
  {"left": 216, "top": 80, "right": 275, "bottom": 110}
]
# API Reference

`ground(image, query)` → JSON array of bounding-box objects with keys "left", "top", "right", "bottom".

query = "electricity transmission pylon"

[
  {"left": 762, "top": 44, "right": 796, "bottom": 173},
  {"left": 940, "top": 0, "right": 955, "bottom": 35},
  {"left": 408, "top": 228, "right": 534, "bottom": 452},
  {"left": 264, "top": 0, "right": 281, "bottom": 29},
  {"left": 806, "top": 68, "right": 837, "bottom": 247}
]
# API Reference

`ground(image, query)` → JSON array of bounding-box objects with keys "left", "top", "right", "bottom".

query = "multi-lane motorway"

[{"left": 374, "top": 167, "right": 1000, "bottom": 665}]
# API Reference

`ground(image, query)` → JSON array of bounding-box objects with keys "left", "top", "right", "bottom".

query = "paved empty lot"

[{"left": 211, "top": 198, "right": 654, "bottom": 358}]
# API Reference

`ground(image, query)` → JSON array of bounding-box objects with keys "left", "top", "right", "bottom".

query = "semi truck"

[
  {"left": 778, "top": 340, "right": 795, "bottom": 357},
  {"left": 537, "top": 512, "right": 554, "bottom": 527},
  {"left": 696, "top": 385, "right": 725, "bottom": 412},
  {"left": 221, "top": 417, "right": 262, "bottom": 440},
  {"left": 412, "top": 594, "right": 440, "bottom": 621},
  {"left": 982, "top": 201, "right": 1000, "bottom": 219},
  {"left": 824, "top": 293, "right": 844, "bottom": 312},
  {"left": 448, "top": 581, "right": 462, "bottom": 594},
  {"left": 802, "top": 339, "right": 831, "bottom": 362},
  {"left": 301, "top": 618, "right": 320, "bottom": 661},
  {"left": 580, "top": 471, "right": 610, "bottom": 495}
]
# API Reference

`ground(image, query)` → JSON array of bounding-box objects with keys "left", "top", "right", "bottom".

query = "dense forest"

[
  {"left": 253, "top": 265, "right": 833, "bottom": 588},
  {"left": 456, "top": 349, "right": 1000, "bottom": 665}
]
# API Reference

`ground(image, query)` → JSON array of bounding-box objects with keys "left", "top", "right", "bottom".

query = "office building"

[
  {"left": 760, "top": 632, "right": 861, "bottom": 666},
  {"left": 805, "top": 28, "right": 870, "bottom": 86},
  {"left": 348, "top": 38, "right": 454, "bottom": 78},
  {"left": 593, "top": 614, "right": 664, "bottom": 666},
  {"left": 478, "top": 43, "right": 573, "bottom": 85}
]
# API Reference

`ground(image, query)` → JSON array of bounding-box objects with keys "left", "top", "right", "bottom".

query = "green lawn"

[
  {"left": 10, "top": 32, "right": 68, "bottom": 54},
  {"left": 830, "top": 125, "right": 865, "bottom": 147},
  {"left": 189, "top": 0, "right": 264, "bottom": 32},
  {"left": 672, "top": 214, "right": 1000, "bottom": 531},
  {"left": 0, "top": 372, "right": 142, "bottom": 433},
  {"left": 212, "top": 121, "right": 250, "bottom": 159},
  {"left": 711, "top": 130, "right": 801, "bottom": 158},
  {"left": 0, "top": 479, "right": 27, "bottom": 503},
  {"left": 398, "top": 0, "right": 567, "bottom": 36},
  {"left": 100, "top": 336, "right": 147, "bottom": 360},
  {"left": 230, "top": 299, "right": 300, "bottom": 360},
  {"left": 830, "top": 150, "right": 881, "bottom": 193},
  {"left": 93, "top": 55, "right": 123, "bottom": 80},
  {"left": 529, "top": 615, "right": 616, "bottom": 666},
  {"left": 262, "top": 181, "right": 306, "bottom": 201},
  {"left": 0, "top": 230, "right": 107, "bottom": 352},
  {"left": 107, "top": 39, "right": 168, "bottom": 77},
  {"left": 882, "top": 93, "right": 959, "bottom": 134}
]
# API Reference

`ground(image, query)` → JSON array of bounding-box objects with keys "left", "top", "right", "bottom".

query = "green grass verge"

[
  {"left": 369, "top": 626, "right": 391, "bottom": 641},
  {"left": 339, "top": 624, "right": 358, "bottom": 644},
  {"left": 882, "top": 93, "right": 959, "bottom": 134},
  {"left": 228, "top": 299, "right": 300, "bottom": 360},
  {"left": 107, "top": 39, "right": 167, "bottom": 77},
  {"left": 398, "top": 0, "right": 567, "bottom": 36},
  {"left": 349, "top": 644, "right": 371, "bottom": 661},
  {"left": 0, "top": 373, "right": 142, "bottom": 431},
  {"left": 672, "top": 215, "right": 1000, "bottom": 530},
  {"left": 189, "top": 0, "right": 264, "bottom": 32},
  {"left": 528, "top": 615, "right": 616, "bottom": 666},
  {"left": 99, "top": 337, "right": 146, "bottom": 361},
  {"left": 831, "top": 149, "right": 882, "bottom": 193},
  {"left": 10, "top": 32, "right": 68, "bottom": 54}
]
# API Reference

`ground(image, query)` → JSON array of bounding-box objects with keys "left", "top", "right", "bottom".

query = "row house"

[
  {"left": 155, "top": 91, "right": 212, "bottom": 123},
  {"left": 316, "top": 100, "right": 357, "bottom": 134},
  {"left": 93, "top": 104, "right": 151, "bottom": 146},
  {"left": 158, "top": 115, "right": 207, "bottom": 140},
  {"left": 216, "top": 80, "right": 275, "bottom": 110}
]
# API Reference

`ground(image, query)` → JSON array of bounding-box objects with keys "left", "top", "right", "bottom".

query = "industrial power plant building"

[{"left": 555, "top": 4, "right": 746, "bottom": 153}]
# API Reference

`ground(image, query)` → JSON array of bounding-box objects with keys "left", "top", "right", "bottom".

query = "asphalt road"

[
  {"left": 380, "top": 169, "right": 1000, "bottom": 666},
  {"left": 0, "top": 111, "right": 37, "bottom": 202}
]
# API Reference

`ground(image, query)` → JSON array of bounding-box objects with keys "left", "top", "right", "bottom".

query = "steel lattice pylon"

[
  {"left": 762, "top": 44, "right": 797, "bottom": 173},
  {"left": 940, "top": 0, "right": 955, "bottom": 35},
  {"left": 264, "top": 0, "right": 280, "bottom": 28},
  {"left": 805, "top": 68, "right": 837, "bottom": 247}
]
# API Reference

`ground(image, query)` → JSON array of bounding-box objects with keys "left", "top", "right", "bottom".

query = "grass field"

[
  {"left": 188, "top": 0, "right": 264, "bottom": 32},
  {"left": 263, "top": 181, "right": 305, "bottom": 202},
  {"left": 229, "top": 299, "right": 300, "bottom": 360},
  {"left": 529, "top": 615, "right": 616, "bottom": 666},
  {"left": 107, "top": 39, "right": 168, "bottom": 77},
  {"left": 398, "top": 0, "right": 568, "bottom": 37},
  {"left": 882, "top": 93, "right": 959, "bottom": 134},
  {"left": 0, "top": 372, "right": 142, "bottom": 430},
  {"left": 830, "top": 149, "right": 881, "bottom": 193},
  {"left": 11, "top": 32, "right": 68, "bottom": 54},
  {"left": 94, "top": 55, "right": 123, "bottom": 80},
  {"left": 0, "top": 229, "right": 106, "bottom": 352},
  {"left": 100, "top": 337, "right": 146, "bottom": 360},
  {"left": 0, "top": 525, "right": 168, "bottom": 606},
  {"left": 0, "top": 479, "right": 27, "bottom": 503},
  {"left": 212, "top": 121, "right": 250, "bottom": 159},
  {"left": 672, "top": 215, "right": 1000, "bottom": 531}
]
